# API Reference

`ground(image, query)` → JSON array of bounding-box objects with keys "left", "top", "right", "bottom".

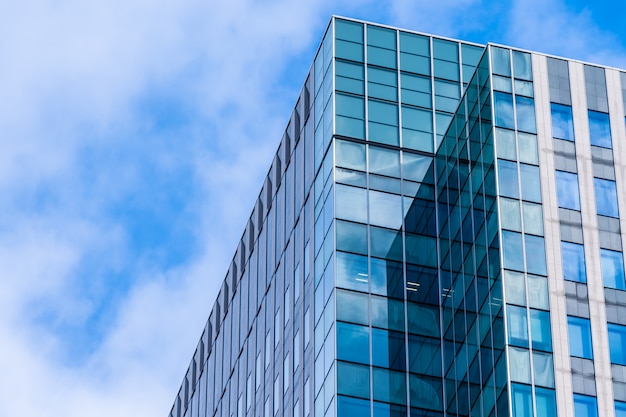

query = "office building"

[{"left": 167, "top": 16, "right": 626, "bottom": 417}]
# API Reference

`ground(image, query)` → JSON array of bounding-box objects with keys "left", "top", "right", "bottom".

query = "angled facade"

[{"left": 168, "top": 16, "right": 626, "bottom": 417}]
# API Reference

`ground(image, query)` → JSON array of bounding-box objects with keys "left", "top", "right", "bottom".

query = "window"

[
  {"left": 561, "top": 242, "right": 586, "bottom": 283},
  {"left": 608, "top": 323, "right": 626, "bottom": 365},
  {"left": 498, "top": 159, "right": 519, "bottom": 199},
  {"left": 507, "top": 305, "right": 529, "bottom": 347},
  {"left": 568, "top": 317, "right": 593, "bottom": 359},
  {"left": 616, "top": 401, "right": 626, "bottom": 417},
  {"left": 516, "top": 96, "right": 537, "bottom": 133},
  {"left": 337, "top": 322, "right": 370, "bottom": 364},
  {"left": 530, "top": 309, "right": 552, "bottom": 351},
  {"left": 574, "top": 394, "right": 598, "bottom": 417},
  {"left": 588, "top": 110, "right": 612, "bottom": 148},
  {"left": 594, "top": 178, "right": 619, "bottom": 217},
  {"left": 555, "top": 171, "right": 581, "bottom": 210},
  {"left": 551, "top": 103, "right": 574, "bottom": 141},
  {"left": 494, "top": 92, "right": 515, "bottom": 129},
  {"left": 511, "top": 383, "right": 533, "bottom": 417},
  {"left": 601, "top": 249, "right": 625, "bottom": 290}
]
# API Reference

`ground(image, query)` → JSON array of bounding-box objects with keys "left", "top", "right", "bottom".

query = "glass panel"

[
  {"left": 520, "top": 163, "right": 541, "bottom": 203},
  {"left": 551, "top": 103, "right": 574, "bottom": 141},
  {"left": 336, "top": 220, "right": 368, "bottom": 255},
  {"left": 616, "top": 401, "right": 626, "bottom": 417},
  {"left": 372, "top": 328, "right": 406, "bottom": 370},
  {"left": 498, "top": 159, "right": 519, "bottom": 199},
  {"left": 336, "top": 60, "right": 365, "bottom": 95},
  {"left": 496, "top": 128, "right": 516, "bottom": 161},
  {"left": 513, "top": 51, "right": 533, "bottom": 81},
  {"left": 369, "top": 145, "right": 401, "bottom": 178},
  {"left": 371, "top": 296, "right": 405, "bottom": 331},
  {"left": 500, "top": 197, "right": 522, "bottom": 232},
  {"left": 370, "top": 226, "right": 403, "bottom": 261},
  {"left": 516, "top": 96, "right": 537, "bottom": 133},
  {"left": 369, "top": 190, "right": 403, "bottom": 229},
  {"left": 336, "top": 139, "right": 366, "bottom": 171},
  {"left": 370, "top": 257, "right": 403, "bottom": 299},
  {"left": 601, "top": 249, "right": 626, "bottom": 290},
  {"left": 336, "top": 251, "right": 369, "bottom": 292},
  {"left": 337, "top": 322, "right": 370, "bottom": 364},
  {"left": 508, "top": 347, "right": 531, "bottom": 383},
  {"left": 401, "top": 73, "right": 432, "bottom": 108},
  {"left": 511, "top": 383, "right": 533, "bottom": 417},
  {"left": 335, "top": 19, "right": 364, "bottom": 43},
  {"left": 530, "top": 309, "right": 552, "bottom": 351},
  {"left": 523, "top": 202, "right": 543, "bottom": 236},
  {"left": 337, "top": 362, "right": 370, "bottom": 399},
  {"left": 336, "top": 185, "right": 367, "bottom": 223},
  {"left": 402, "top": 152, "right": 432, "bottom": 183},
  {"left": 491, "top": 47, "right": 511, "bottom": 77},
  {"left": 505, "top": 270, "right": 526, "bottom": 305},
  {"left": 535, "top": 388, "right": 557, "bottom": 417},
  {"left": 588, "top": 110, "right": 612, "bottom": 148},
  {"left": 336, "top": 289, "right": 369, "bottom": 326},
  {"left": 528, "top": 275, "right": 550, "bottom": 310},
  {"left": 594, "top": 178, "right": 619, "bottom": 217},
  {"left": 503, "top": 230, "right": 524, "bottom": 272},
  {"left": 573, "top": 394, "right": 598, "bottom": 417},
  {"left": 372, "top": 368, "right": 407, "bottom": 405},
  {"left": 518, "top": 132, "right": 538, "bottom": 165},
  {"left": 561, "top": 242, "right": 586, "bottom": 282},
  {"left": 568, "top": 316, "right": 593, "bottom": 359},
  {"left": 399, "top": 32, "right": 429, "bottom": 56},
  {"left": 507, "top": 304, "right": 529, "bottom": 347},
  {"left": 608, "top": 323, "right": 626, "bottom": 365},
  {"left": 526, "top": 235, "right": 547, "bottom": 276},
  {"left": 555, "top": 171, "right": 581, "bottom": 210},
  {"left": 494, "top": 92, "right": 515, "bottom": 129},
  {"left": 368, "top": 26, "right": 396, "bottom": 49},
  {"left": 533, "top": 352, "right": 555, "bottom": 387}
]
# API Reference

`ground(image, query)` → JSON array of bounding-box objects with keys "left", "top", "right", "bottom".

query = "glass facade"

[{"left": 167, "top": 16, "right": 626, "bottom": 417}]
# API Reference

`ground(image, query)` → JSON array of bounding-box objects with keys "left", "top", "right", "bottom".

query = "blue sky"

[{"left": 0, "top": 0, "right": 625, "bottom": 415}]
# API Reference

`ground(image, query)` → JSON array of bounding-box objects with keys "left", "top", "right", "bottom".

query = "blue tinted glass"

[
  {"left": 337, "top": 395, "right": 370, "bottom": 416},
  {"left": 494, "top": 92, "right": 515, "bottom": 129},
  {"left": 335, "top": 19, "right": 364, "bottom": 43},
  {"left": 498, "top": 159, "right": 519, "bottom": 199},
  {"left": 608, "top": 324, "right": 626, "bottom": 365},
  {"left": 372, "top": 329, "right": 406, "bottom": 370},
  {"left": 503, "top": 231, "right": 524, "bottom": 271},
  {"left": 594, "top": 178, "right": 619, "bottom": 217},
  {"left": 516, "top": 96, "right": 537, "bottom": 133},
  {"left": 555, "top": 171, "right": 581, "bottom": 210},
  {"left": 535, "top": 388, "right": 557, "bottom": 417},
  {"left": 337, "top": 322, "right": 370, "bottom": 364},
  {"left": 561, "top": 242, "right": 586, "bottom": 283},
  {"left": 551, "top": 103, "right": 574, "bottom": 141},
  {"left": 511, "top": 383, "right": 533, "bottom": 417},
  {"left": 616, "top": 401, "right": 626, "bottom": 417},
  {"left": 507, "top": 305, "right": 529, "bottom": 347},
  {"left": 568, "top": 317, "right": 593, "bottom": 359},
  {"left": 574, "top": 394, "right": 598, "bottom": 417},
  {"left": 588, "top": 110, "right": 612, "bottom": 148},
  {"left": 526, "top": 235, "right": 547, "bottom": 276},
  {"left": 491, "top": 47, "right": 511, "bottom": 77},
  {"left": 520, "top": 163, "right": 541, "bottom": 203},
  {"left": 601, "top": 249, "right": 626, "bottom": 290},
  {"left": 530, "top": 309, "right": 553, "bottom": 351}
]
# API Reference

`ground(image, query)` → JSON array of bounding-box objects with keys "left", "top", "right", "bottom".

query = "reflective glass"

[
  {"left": 496, "top": 128, "right": 516, "bottom": 161},
  {"left": 401, "top": 73, "right": 432, "bottom": 108},
  {"left": 601, "top": 249, "right": 626, "bottom": 290},
  {"left": 513, "top": 51, "right": 532, "bottom": 80},
  {"left": 523, "top": 202, "right": 543, "bottom": 236},
  {"left": 336, "top": 289, "right": 369, "bottom": 325},
  {"left": 573, "top": 394, "right": 598, "bottom": 417},
  {"left": 370, "top": 145, "right": 401, "bottom": 177},
  {"left": 336, "top": 185, "right": 367, "bottom": 223},
  {"left": 491, "top": 47, "right": 511, "bottom": 77},
  {"left": 511, "top": 383, "right": 532, "bottom": 417},
  {"left": 518, "top": 132, "right": 538, "bottom": 165},
  {"left": 555, "top": 171, "right": 581, "bottom": 210},
  {"left": 561, "top": 241, "right": 586, "bottom": 282},
  {"left": 337, "top": 322, "right": 370, "bottom": 364},
  {"left": 594, "top": 178, "right": 619, "bottom": 217},
  {"left": 373, "top": 368, "right": 407, "bottom": 405},
  {"left": 370, "top": 257, "right": 403, "bottom": 299},
  {"left": 527, "top": 235, "right": 547, "bottom": 276},
  {"left": 408, "top": 335, "right": 441, "bottom": 377},
  {"left": 520, "top": 163, "right": 541, "bottom": 203},
  {"left": 535, "top": 388, "right": 557, "bottom": 417},
  {"left": 336, "top": 139, "right": 366, "bottom": 171},
  {"left": 369, "top": 190, "right": 403, "bottom": 229},
  {"left": 530, "top": 309, "right": 552, "bottom": 351},
  {"left": 507, "top": 305, "right": 529, "bottom": 347},
  {"left": 494, "top": 92, "right": 515, "bottom": 129},
  {"left": 608, "top": 323, "right": 626, "bottom": 365},
  {"left": 337, "top": 362, "right": 370, "bottom": 399},
  {"left": 528, "top": 275, "right": 550, "bottom": 310},
  {"left": 372, "top": 328, "right": 406, "bottom": 370},
  {"left": 503, "top": 231, "right": 524, "bottom": 271},
  {"left": 370, "top": 226, "right": 403, "bottom": 261},
  {"left": 336, "top": 251, "right": 369, "bottom": 292},
  {"left": 616, "top": 401, "right": 626, "bottom": 417},
  {"left": 504, "top": 270, "right": 526, "bottom": 305},
  {"left": 408, "top": 374, "right": 443, "bottom": 412},
  {"left": 568, "top": 316, "right": 593, "bottom": 359},
  {"left": 407, "top": 302, "right": 439, "bottom": 337},
  {"left": 498, "top": 159, "right": 519, "bottom": 199},
  {"left": 551, "top": 103, "right": 574, "bottom": 141},
  {"left": 500, "top": 197, "right": 521, "bottom": 232},
  {"left": 402, "top": 153, "right": 432, "bottom": 183},
  {"left": 508, "top": 347, "right": 531, "bottom": 383},
  {"left": 588, "top": 110, "right": 612, "bottom": 148},
  {"left": 516, "top": 96, "right": 537, "bottom": 133},
  {"left": 372, "top": 296, "right": 405, "bottom": 331},
  {"left": 335, "top": 19, "right": 364, "bottom": 43},
  {"left": 401, "top": 106, "right": 433, "bottom": 153},
  {"left": 533, "top": 352, "right": 555, "bottom": 387}
]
